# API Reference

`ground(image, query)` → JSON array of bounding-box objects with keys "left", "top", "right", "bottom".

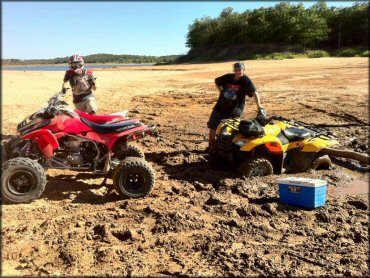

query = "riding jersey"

[
  {"left": 63, "top": 69, "right": 96, "bottom": 103},
  {"left": 214, "top": 73, "right": 256, "bottom": 116}
]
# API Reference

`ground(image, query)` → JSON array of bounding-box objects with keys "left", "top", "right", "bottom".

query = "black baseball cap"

[{"left": 233, "top": 62, "right": 245, "bottom": 70}]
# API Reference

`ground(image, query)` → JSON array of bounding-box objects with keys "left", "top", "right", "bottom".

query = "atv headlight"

[{"left": 234, "top": 140, "right": 248, "bottom": 147}]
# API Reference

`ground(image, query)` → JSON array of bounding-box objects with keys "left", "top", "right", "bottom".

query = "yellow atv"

[{"left": 211, "top": 112, "right": 339, "bottom": 177}]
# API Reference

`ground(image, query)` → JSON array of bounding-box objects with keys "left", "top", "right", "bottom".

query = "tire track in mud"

[{"left": 298, "top": 102, "right": 369, "bottom": 126}]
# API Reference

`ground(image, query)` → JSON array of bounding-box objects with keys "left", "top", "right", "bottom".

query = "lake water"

[{"left": 2, "top": 63, "right": 155, "bottom": 71}]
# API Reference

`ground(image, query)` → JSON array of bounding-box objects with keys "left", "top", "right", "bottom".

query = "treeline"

[
  {"left": 2, "top": 53, "right": 180, "bottom": 65},
  {"left": 186, "top": 2, "right": 369, "bottom": 50}
]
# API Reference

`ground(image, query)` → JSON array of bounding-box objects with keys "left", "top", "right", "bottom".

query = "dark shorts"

[{"left": 207, "top": 109, "right": 232, "bottom": 130}]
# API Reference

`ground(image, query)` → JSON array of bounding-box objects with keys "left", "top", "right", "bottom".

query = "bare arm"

[
  {"left": 253, "top": 90, "right": 262, "bottom": 109},
  {"left": 62, "top": 81, "right": 69, "bottom": 91}
]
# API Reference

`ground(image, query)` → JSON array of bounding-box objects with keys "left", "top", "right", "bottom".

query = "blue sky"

[{"left": 2, "top": 1, "right": 357, "bottom": 59}]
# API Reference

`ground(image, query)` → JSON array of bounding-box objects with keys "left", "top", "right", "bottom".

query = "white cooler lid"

[{"left": 278, "top": 177, "right": 327, "bottom": 187}]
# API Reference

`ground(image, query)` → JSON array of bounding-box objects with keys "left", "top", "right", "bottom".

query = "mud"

[{"left": 1, "top": 58, "right": 369, "bottom": 276}]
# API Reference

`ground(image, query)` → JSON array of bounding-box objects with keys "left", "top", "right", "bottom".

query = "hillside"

[
  {"left": 178, "top": 2, "right": 368, "bottom": 63},
  {"left": 2, "top": 53, "right": 181, "bottom": 66}
]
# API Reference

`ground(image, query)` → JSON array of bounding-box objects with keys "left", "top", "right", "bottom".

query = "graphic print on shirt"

[{"left": 223, "top": 84, "right": 242, "bottom": 102}]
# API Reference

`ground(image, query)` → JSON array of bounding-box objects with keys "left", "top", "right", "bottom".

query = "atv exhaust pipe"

[{"left": 321, "top": 147, "right": 369, "bottom": 165}]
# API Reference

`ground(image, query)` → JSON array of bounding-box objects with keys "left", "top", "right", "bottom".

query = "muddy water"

[{"left": 332, "top": 179, "right": 369, "bottom": 196}]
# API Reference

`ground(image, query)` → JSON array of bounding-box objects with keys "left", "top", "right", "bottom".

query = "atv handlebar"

[
  {"left": 48, "top": 89, "right": 69, "bottom": 107},
  {"left": 44, "top": 89, "right": 70, "bottom": 117}
]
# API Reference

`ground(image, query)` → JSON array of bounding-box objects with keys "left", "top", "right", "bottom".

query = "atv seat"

[
  {"left": 75, "top": 109, "right": 127, "bottom": 124},
  {"left": 282, "top": 127, "right": 312, "bottom": 141},
  {"left": 80, "top": 117, "right": 141, "bottom": 134}
]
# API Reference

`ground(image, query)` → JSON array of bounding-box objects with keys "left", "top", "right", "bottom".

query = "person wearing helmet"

[
  {"left": 62, "top": 54, "right": 98, "bottom": 114},
  {"left": 207, "top": 61, "right": 264, "bottom": 149}
]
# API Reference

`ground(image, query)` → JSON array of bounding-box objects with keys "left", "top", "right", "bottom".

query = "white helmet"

[{"left": 68, "top": 54, "right": 84, "bottom": 70}]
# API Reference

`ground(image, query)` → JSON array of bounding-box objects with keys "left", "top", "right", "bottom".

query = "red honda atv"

[{"left": 2, "top": 89, "right": 158, "bottom": 204}]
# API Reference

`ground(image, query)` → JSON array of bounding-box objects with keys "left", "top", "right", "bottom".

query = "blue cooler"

[{"left": 278, "top": 177, "right": 327, "bottom": 208}]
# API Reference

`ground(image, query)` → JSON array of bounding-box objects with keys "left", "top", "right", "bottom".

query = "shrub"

[
  {"left": 336, "top": 48, "right": 364, "bottom": 57},
  {"left": 307, "top": 50, "right": 330, "bottom": 58},
  {"left": 266, "top": 53, "right": 286, "bottom": 60},
  {"left": 361, "top": 50, "right": 370, "bottom": 57}
]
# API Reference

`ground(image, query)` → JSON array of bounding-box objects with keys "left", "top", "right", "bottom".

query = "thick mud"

[{"left": 2, "top": 91, "right": 369, "bottom": 276}]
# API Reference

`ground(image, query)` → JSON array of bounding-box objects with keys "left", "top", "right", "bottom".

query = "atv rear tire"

[
  {"left": 113, "top": 157, "right": 155, "bottom": 198},
  {"left": 310, "top": 155, "right": 332, "bottom": 170},
  {"left": 1, "top": 157, "right": 47, "bottom": 204},
  {"left": 239, "top": 156, "right": 274, "bottom": 177},
  {"left": 116, "top": 143, "right": 145, "bottom": 160}
]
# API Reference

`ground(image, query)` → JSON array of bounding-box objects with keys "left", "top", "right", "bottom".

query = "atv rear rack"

[{"left": 269, "top": 115, "right": 337, "bottom": 139}]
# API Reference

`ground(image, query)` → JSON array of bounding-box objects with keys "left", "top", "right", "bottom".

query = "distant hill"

[{"left": 2, "top": 53, "right": 181, "bottom": 65}]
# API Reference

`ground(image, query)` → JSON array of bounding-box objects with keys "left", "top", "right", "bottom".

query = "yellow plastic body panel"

[
  {"left": 240, "top": 135, "right": 282, "bottom": 151},
  {"left": 301, "top": 137, "right": 339, "bottom": 152},
  {"left": 264, "top": 124, "right": 281, "bottom": 136},
  {"left": 216, "top": 118, "right": 240, "bottom": 136},
  {"left": 217, "top": 119, "right": 339, "bottom": 154},
  {"left": 282, "top": 141, "right": 301, "bottom": 152}
]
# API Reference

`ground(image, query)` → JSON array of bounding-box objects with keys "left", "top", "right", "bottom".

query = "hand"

[
  {"left": 61, "top": 88, "right": 69, "bottom": 95},
  {"left": 258, "top": 107, "right": 268, "bottom": 117}
]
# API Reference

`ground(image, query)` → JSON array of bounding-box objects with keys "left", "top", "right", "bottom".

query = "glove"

[{"left": 258, "top": 107, "right": 268, "bottom": 117}]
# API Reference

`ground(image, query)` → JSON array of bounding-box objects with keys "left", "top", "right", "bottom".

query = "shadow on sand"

[{"left": 43, "top": 173, "right": 121, "bottom": 204}]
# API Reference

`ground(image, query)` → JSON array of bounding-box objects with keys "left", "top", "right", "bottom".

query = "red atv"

[{"left": 2, "top": 90, "right": 158, "bottom": 203}]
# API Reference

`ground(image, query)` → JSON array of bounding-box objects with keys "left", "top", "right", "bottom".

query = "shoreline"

[{"left": 2, "top": 62, "right": 156, "bottom": 68}]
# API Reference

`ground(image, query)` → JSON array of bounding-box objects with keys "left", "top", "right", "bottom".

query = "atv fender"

[
  {"left": 108, "top": 125, "right": 157, "bottom": 151},
  {"left": 240, "top": 135, "right": 283, "bottom": 153},
  {"left": 22, "top": 129, "right": 59, "bottom": 158},
  {"left": 300, "top": 137, "right": 339, "bottom": 152}
]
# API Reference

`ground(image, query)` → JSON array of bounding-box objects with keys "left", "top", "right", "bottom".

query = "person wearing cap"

[
  {"left": 62, "top": 54, "right": 98, "bottom": 114},
  {"left": 207, "top": 61, "right": 264, "bottom": 149}
]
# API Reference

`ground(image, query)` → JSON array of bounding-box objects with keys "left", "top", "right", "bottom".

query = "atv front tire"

[
  {"left": 207, "top": 143, "right": 226, "bottom": 168},
  {"left": 239, "top": 156, "right": 274, "bottom": 177},
  {"left": 5, "top": 135, "right": 22, "bottom": 159},
  {"left": 113, "top": 157, "right": 155, "bottom": 198},
  {"left": 1, "top": 157, "right": 47, "bottom": 204},
  {"left": 1, "top": 144, "right": 8, "bottom": 163}
]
